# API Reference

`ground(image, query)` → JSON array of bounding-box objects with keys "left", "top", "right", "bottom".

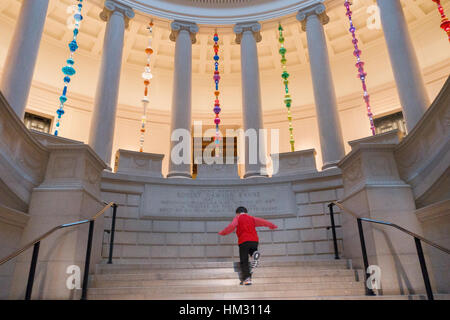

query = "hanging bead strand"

[
  {"left": 54, "top": 0, "right": 83, "bottom": 136},
  {"left": 344, "top": 0, "right": 376, "bottom": 136},
  {"left": 213, "top": 32, "right": 221, "bottom": 157},
  {"left": 140, "top": 21, "right": 154, "bottom": 152},
  {"left": 432, "top": 0, "right": 450, "bottom": 42},
  {"left": 278, "top": 23, "right": 295, "bottom": 152}
]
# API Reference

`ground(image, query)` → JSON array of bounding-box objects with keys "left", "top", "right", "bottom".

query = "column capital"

[
  {"left": 170, "top": 20, "right": 199, "bottom": 44},
  {"left": 233, "top": 21, "right": 262, "bottom": 44},
  {"left": 100, "top": 0, "right": 135, "bottom": 29},
  {"left": 296, "top": 3, "right": 329, "bottom": 32}
]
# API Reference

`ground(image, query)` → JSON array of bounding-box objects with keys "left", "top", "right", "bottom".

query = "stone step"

[
  {"left": 88, "top": 287, "right": 367, "bottom": 300},
  {"left": 90, "top": 274, "right": 358, "bottom": 288},
  {"left": 96, "top": 265, "right": 351, "bottom": 276},
  {"left": 91, "top": 268, "right": 357, "bottom": 282},
  {"left": 96, "top": 259, "right": 350, "bottom": 273},
  {"left": 88, "top": 281, "right": 364, "bottom": 295}
]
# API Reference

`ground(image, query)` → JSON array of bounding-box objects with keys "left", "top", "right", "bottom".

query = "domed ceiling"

[{"left": 101, "top": 0, "right": 318, "bottom": 24}]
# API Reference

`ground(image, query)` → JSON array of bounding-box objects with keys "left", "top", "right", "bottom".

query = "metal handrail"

[
  {"left": 0, "top": 202, "right": 115, "bottom": 266},
  {"left": 0, "top": 201, "right": 118, "bottom": 300},
  {"left": 328, "top": 200, "right": 450, "bottom": 300},
  {"left": 332, "top": 201, "right": 450, "bottom": 254}
]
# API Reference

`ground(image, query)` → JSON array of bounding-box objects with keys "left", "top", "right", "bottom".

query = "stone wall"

[
  {"left": 0, "top": 205, "right": 29, "bottom": 299},
  {"left": 100, "top": 168, "right": 344, "bottom": 263},
  {"left": 416, "top": 200, "right": 450, "bottom": 293}
]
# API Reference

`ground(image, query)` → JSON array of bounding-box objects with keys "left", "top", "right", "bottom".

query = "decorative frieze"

[
  {"left": 339, "top": 143, "right": 407, "bottom": 198},
  {"left": 271, "top": 149, "right": 317, "bottom": 177},
  {"left": 40, "top": 144, "right": 106, "bottom": 200},
  {"left": 114, "top": 149, "right": 164, "bottom": 178}
]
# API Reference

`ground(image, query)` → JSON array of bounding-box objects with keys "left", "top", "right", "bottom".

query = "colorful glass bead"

[
  {"left": 68, "top": 40, "right": 78, "bottom": 52},
  {"left": 62, "top": 65, "right": 76, "bottom": 76},
  {"left": 344, "top": 0, "right": 375, "bottom": 135},
  {"left": 278, "top": 23, "right": 295, "bottom": 152}
]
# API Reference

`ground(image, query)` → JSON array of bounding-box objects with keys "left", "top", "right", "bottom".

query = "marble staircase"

[{"left": 87, "top": 259, "right": 370, "bottom": 299}]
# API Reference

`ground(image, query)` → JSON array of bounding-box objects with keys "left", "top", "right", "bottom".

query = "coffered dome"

[{"left": 91, "top": 0, "right": 318, "bottom": 24}]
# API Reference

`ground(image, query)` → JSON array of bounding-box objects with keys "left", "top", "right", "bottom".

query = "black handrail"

[
  {"left": 0, "top": 202, "right": 118, "bottom": 300},
  {"left": 328, "top": 201, "right": 450, "bottom": 300},
  {"left": 326, "top": 203, "right": 340, "bottom": 260}
]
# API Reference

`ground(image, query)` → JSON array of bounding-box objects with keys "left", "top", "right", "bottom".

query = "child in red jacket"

[{"left": 218, "top": 206, "right": 278, "bottom": 285}]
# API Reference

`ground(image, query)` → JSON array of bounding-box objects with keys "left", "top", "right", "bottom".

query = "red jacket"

[{"left": 218, "top": 214, "right": 278, "bottom": 245}]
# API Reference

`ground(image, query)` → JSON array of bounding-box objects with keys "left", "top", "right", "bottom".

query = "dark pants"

[{"left": 239, "top": 241, "right": 258, "bottom": 280}]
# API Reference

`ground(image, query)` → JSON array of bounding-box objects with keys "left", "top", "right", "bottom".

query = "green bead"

[
  {"left": 278, "top": 24, "right": 283, "bottom": 31},
  {"left": 279, "top": 36, "right": 284, "bottom": 43},
  {"left": 281, "top": 57, "right": 287, "bottom": 64},
  {"left": 283, "top": 79, "right": 289, "bottom": 86},
  {"left": 279, "top": 47, "right": 286, "bottom": 55},
  {"left": 282, "top": 71, "right": 289, "bottom": 79}
]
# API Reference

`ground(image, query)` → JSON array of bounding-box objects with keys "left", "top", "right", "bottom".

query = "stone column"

[
  {"left": 377, "top": 0, "right": 429, "bottom": 132},
  {"left": 297, "top": 4, "right": 345, "bottom": 170},
  {"left": 167, "top": 21, "right": 198, "bottom": 178},
  {"left": 88, "top": 0, "right": 134, "bottom": 165},
  {"left": 0, "top": 0, "right": 49, "bottom": 119},
  {"left": 234, "top": 22, "right": 267, "bottom": 178}
]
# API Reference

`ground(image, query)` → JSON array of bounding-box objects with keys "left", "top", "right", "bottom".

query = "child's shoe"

[
  {"left": 243, "top": 277, "right": 252, "bottom": 285},
  {"left": 251, "top": 251, "right": 261, "bottom": 270}
]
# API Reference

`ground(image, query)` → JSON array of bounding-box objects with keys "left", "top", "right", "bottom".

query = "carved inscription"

[{"left": 141, "top": 184, "right": 295, "bottom": 218}]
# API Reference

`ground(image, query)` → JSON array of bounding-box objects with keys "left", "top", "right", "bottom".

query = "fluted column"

[
  {"left": 88, "top": 0, "right": 134, "bottom": 165},
  {"left": 234, "top": 22, "right": 267, "bottom": 178},
  {"left": 167, "top": 21, "right": 198, "bottom": 178},
  {"left": 377, "top": 0, "right": 429, "bottom": 131},
  {"left": 0, "top": 0, "right": 49, "bottom": 118},
  {"left": 297, "top": 4, "right": 345, "bottom": 170}
]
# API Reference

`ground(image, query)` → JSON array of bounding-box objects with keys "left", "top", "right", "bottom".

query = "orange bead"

[
  {"left": 145, "top": 48, "right": 153, "bottom": 55},
  {"left": 214, "top": 91, "right": 220, "bottom": 97},
  {"left": 144, "top": 87, "right": 148, "bottom": 95},
  {"left": 144, "top": 80, "right": 150, "bottom": 86}
]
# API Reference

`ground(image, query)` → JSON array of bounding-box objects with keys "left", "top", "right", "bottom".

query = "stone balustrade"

[
  {"left": 394, "top": 77, "right": 450, "bottom": 207},
  {"left": 0, "top": 91, "right": 48, "bottom": 212}
]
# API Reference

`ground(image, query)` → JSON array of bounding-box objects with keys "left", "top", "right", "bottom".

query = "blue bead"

[
  {"left": 64, "top": 76, "right": 71, "bottom": 83},
  {"left": 214, "top": 55, "right": 219, "bottom": 61},
  {"left": 73, "top": 28, "right": 79, "bottom": 36},
  {"left": 68, "top": 40, "right": 78, "bottom": 52},
  {"left": 54, "top": 130, "right": 58, "bottom": 136},
  {"left": 59, "top": 95, "right": 67, "bottom": 104},
  {"left": 56, "top": 108, "right": 65, "bottom": 116},
  {"left": 62, "top": 65, "right": 76, "bottom": 76},
  {"left": 56, "top": 122, "right": 60, "bottom": 127},
  {"left": 74, "top": 14, "right": 83, "bottom": 22},
  {"left": 62, "top": 86, "right": 68, "bottom": 96},
  {"left": 66, "top": 58, "right": 75, "bottom": 65}
]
